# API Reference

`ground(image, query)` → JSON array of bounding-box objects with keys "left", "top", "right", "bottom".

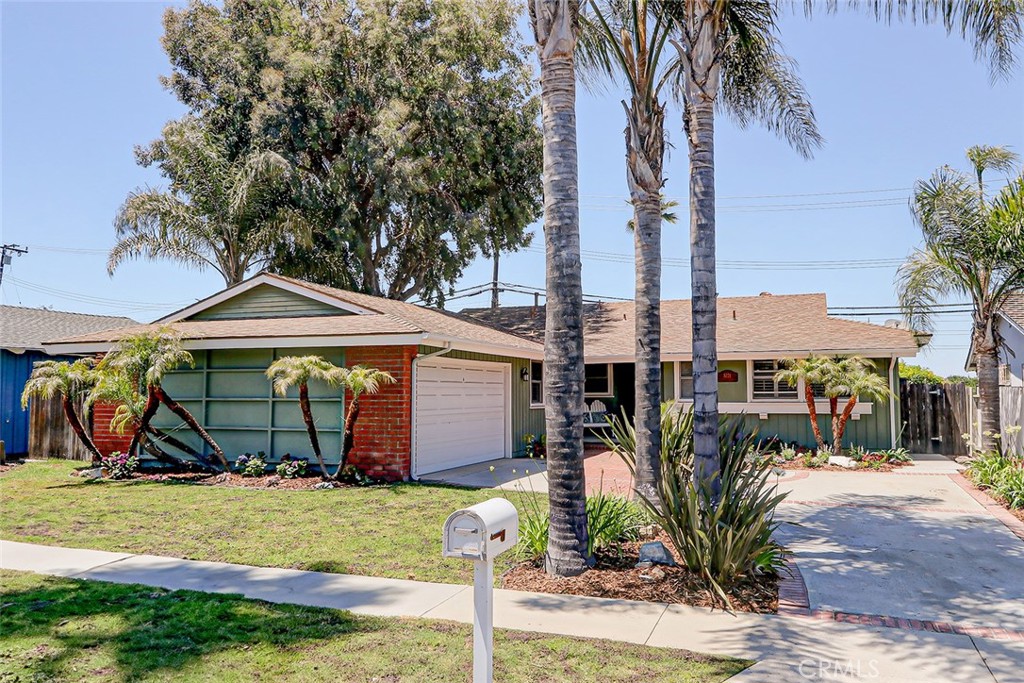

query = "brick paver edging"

[
  {"left": 776, "top": 557, "right": 1024, "bottom": 642},
  {"left": 947, "top": 472, "right": 1024, "bottom": 543}
]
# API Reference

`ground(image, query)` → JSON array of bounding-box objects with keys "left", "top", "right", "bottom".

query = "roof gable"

[{"left": 188, "top": 283, "right": 353, "bottom": 321}]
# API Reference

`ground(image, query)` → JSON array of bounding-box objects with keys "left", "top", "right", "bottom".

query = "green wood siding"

[
  {"left": 418, "top": 347, "right": 545, "bottom": 457},
  {"left": 152, "top": 347, "right": 346, "bottom": 463},
  {"left": 190, "top": 284, "right": 348, "bottom": 320}
]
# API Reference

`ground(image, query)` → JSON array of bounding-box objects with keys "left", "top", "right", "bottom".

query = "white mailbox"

[
  {"left": 443, "top": 497, "right": 519, "bottom": 561},
  {"left": 442, "top": 497, "right": 518, "bottom": 683}
]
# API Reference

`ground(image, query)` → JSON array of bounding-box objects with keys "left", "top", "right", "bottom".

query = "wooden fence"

[
  {"left": 899, "top": 381, "right": 973, "bottom": 456},
  {"left": 1000, "top": 386, "right": 1024, "bottom": 455},
  {"left": 28, "top": 396, "right": 92, "bottom": 461}
]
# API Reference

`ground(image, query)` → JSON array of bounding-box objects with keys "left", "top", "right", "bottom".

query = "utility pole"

[{"left": 0, "top": 244, "right": 28, "bottom": 286}]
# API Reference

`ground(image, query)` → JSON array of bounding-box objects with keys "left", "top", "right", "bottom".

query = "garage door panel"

[{"left": 414, "top": 359, "right": 509, "bottom": 476}]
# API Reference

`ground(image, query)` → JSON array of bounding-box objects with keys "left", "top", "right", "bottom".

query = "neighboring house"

[
  {"left": 46, "top": 273, "right": 545, "bottom": 480},
  {"left": 45, "top": 277, "right": 920, "bottom": 479},
  {"left": 0, "top": 306, "right": 135, "bottom": 456},
  {"left": 965, "top": 294, "right": 1024, "bottom": 387},
  {"left": 465, "top": 292, "right": 921, "bottom": 452}
]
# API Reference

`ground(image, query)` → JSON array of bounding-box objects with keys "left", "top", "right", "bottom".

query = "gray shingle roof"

[{"left": 1, "top": 306, "right": 136, "bottom": 352}]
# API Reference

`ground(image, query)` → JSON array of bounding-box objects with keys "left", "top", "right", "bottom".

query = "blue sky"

[{"left": 2, "top": 2, "right": 1022, "bottom": 374}]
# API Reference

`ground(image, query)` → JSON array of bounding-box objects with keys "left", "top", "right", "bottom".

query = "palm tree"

[
  {"left": 775, "top": 356, "right": 831, "bottom": 451},
  {"left": 109, "top": 117, "right": 310, "bottom": 287},
  {"left": 340, "top": 365, "right": 396, "bottom": 473},
  {"left": 100, "top": 327, "right": 228, "bottom": 470},
  {"left": 660, "top": 0, "right": 1021, "bottom": 489},
  {"left": 266, "top": 356, "right": 347, "bottom": 478},
  {"left": 827, "top": 361, "right": 893, "bottom": 455},
  {"left": 21, "top": 359, "right": 101, "bottom": 461},
  {"left": 658, "top": 0, "right": 822, "bottom": 494},
  {"left": 584, "top": 0, "right": 676, "bottom": 500},
  {"left": 528, "top": 0, "right": 592, "bottom": 576},
  {"left": 898, "top": 148, "right": 1024, "bottom": 452}
]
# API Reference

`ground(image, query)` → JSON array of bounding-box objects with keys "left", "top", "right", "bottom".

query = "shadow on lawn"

[{"left": 0, "top": 575, "right": 380, "bottom": 680}]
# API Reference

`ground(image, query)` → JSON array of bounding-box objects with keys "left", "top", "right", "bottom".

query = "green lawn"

[
  {"left": 0, "top": 571, "right": 746, "bottom": 682},
  {"left": 0, "top": 461, "right": 540, "bottom": 584}
]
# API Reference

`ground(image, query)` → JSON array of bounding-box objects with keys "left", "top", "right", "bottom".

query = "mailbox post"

[{"left": 443, "top": 498, "right": 519, "bottom": 683}]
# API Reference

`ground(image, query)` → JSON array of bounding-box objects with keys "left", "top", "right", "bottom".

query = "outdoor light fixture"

[{"left": 520, "top": 367, "right": 530, "bottom": 382}]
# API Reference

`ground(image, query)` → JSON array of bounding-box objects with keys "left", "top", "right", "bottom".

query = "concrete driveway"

[{"left": 775, "top": 454, "right": 1024, "bottom": 631}]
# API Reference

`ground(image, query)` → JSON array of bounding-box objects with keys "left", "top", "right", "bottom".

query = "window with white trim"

[
  {"left": 752, "top": 360, "right": 799, "bottom": 400},
  {"left": 584, "top": 364, "right": 613, "bottom": 396},
  {"left": 530, "top": 361, "right": 544, "bottom": 406},
  {"left": 678, "top": 362, "right": 694, "bottom": 400}
]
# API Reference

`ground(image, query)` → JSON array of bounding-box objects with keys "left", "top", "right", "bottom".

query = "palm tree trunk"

[
  {"left": 298, "top": 383, "right": 328, "bottom": 478},
  {"left": 803, "top": 383, "right": 826, "bottom": 451},
  {"left": 139, "top": 431, "right": 212, "bottom": 471},
  {"left": 146, "top": 426, "right": 201, "bottom": 458},
  {"left": 833, "top": 397, "right": 859, "bottom": 455},
  {"left": 62, "top": 395, "right": 102, "bottom": 461},
  {"left": 338, "top": 394, "right": 361, "bottom": 476},
  {"left": 976, "top": 343, "right": 1001, "bottom": 452},
  {"left": 631, "top": 191, "right": 663, "bottom": 501},
  {"left": 531, "top": 0, "right": 590, "bottom": 577},
  {"left": 129, "top": 389, "right": 161, "bottom": 457},
  {"left": 153, "top": 386, "right": 228, "bottom": 470},
  {"left": 686, "top": 96, "right": 720, "bottom": 495}
]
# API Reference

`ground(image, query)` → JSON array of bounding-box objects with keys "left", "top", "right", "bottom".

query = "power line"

[
  {"left": 9, "top": 277, "right": 194, "bottom": 312},
  {"left": 580, "top": 186, "right": 913, "bottom": 201},
  {"left": 0, "top": 244, "right": 28, "bottom": 286}
]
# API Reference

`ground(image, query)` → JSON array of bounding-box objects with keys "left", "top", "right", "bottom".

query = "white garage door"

[{"left": 414, "top": 358, "right": 509, "bottom": 476}]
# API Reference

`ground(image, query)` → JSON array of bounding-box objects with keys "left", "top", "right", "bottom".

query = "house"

[
  {"left": 1, "top": 306, "right": 135, "bottom": 456},
  {"left": 45, "top": 273, "right": 545, "bottom": 480},
  {"left": 966, "top": 294, "right": 1024, "bottom": 387},
  {"left": 465, "top": 292, "right": 921, "bottom": 452},
  {"left": 45, "top": 276, "right": 919, "bottom": 480}
]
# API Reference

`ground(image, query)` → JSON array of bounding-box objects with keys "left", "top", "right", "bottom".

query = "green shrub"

[
  {"left": 235, "top": 452, "right": 267, "bottom": 477},
  {"left": 606, "top": 405, "right": 788, "bottom": 604},
  {"left": 967, "top": 451, "right": 1011, "bottom": 489},
  {"left": 993, "top": 464, "right": 1024, "bottom": 508},
  {"left": 899, "top": 362, "right": 945, "bottom": 386},
  {"left": 275, "top": 455, "right": 308, "bottom": 479},
  {"left": 100, "top": 451, "right": 138, "bottom": 480}
]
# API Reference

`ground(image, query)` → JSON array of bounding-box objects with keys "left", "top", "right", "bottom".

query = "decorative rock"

[
  {"left": 76, "top": 467, "right": 104, "bottom": 479},
  {"left": 266, "top": 475, "right": 282, "bottom": 487},
  {"left": 636, "top": 541, "right": 677, "bottom": 568},
  {"left": 639, "top": 567, "right": 666, "bottom": 582},
  {"left": 312, "top": 481, "right": 336, "bottom": 490},
  {"left": 828, "top": 455, "right": 857, "bottom": 469},
  {"left": 955, "top": 456, "right": 973, "bottom": 465}
]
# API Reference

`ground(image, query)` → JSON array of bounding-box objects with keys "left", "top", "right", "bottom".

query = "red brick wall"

[
  {"left": 91, "top": 401, "right": 134, "bottom": 456},
  {"left": 344, "top": 346, "right": 416, "bottom": 481}
]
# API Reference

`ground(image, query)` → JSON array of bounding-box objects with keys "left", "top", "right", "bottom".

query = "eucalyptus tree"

[
  {"left": 21, "top": 359, "right": 102, "bottom": 461},
  {"left": 266, "top": 356, "right": 347, "bottom": 478},
  {"left": 584, "top": 0, "right": 677, "bottom": 500},
  {"left": 898, "top": 147, "right": 1024, "bottom": 452},
  {"left": 528, "top": 0, "right": 592, "bottom": 576},
  {"left": 100, "top": 328, "right": 228, "bottom": 470},
  {"left": 659, "top": 0, "right": 1022, "bottom": 490},
  {"left": 110, "top": 117, "right": 309, "bottom": 287}
]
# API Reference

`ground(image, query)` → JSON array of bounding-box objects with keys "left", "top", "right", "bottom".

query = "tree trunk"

[
  {"left": 61, "top": 395, "right": 102, "bottom": 461},
  {"left": 686, "top": 96, "right": 720, "bottom": 495},
  {"left": 804, "top": 383, "right": 826, "bottom": 451},
  {"left": 833, "top": 397, "right": 859, "bottom": 455},
  {"left": 491, "top": 249, "right": 500, "bottom": 309},
  {"left": 299, "top": 383, "right": 328, "bottom": 478},
  {"left": 153, "top": 386, "right": 228, "bottom": 470},
  {"left": 139, "top": 431, "right": 212, "bottom": 471},
  {"left": 976, "top": 343, "right": 1001, "bottom": 452},
  {"left": 337, "top": 394, "right": 361, "bottom": 477},
  {"left": 623, "top": 90, "right": 665, "bottom": 502},
  {"left": 129, "top": 389, "right": 161, "bottom": 458},
  {"left": 146, "top": 426, "right": 201, "bottom": 458},
  {"left": 531, "top": 0, "right": 590, "bottom": 577}
]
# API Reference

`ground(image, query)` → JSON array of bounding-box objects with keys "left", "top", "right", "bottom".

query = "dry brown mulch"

[
  {"left": 134, "top": 471, "right": 351, "bottom": 490},
  {"left": 0, "top": 463, "right": 21, "bottom": 475},
  {"left": 501, "top": 533, "right": 778, "bottom": 614},
  {"left": 772, "top": 460, "right": 910, "bottom": 473}
]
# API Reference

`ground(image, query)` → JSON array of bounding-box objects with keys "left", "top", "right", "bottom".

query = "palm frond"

[{"left": 266, "top": 355, "right": 346, "bottom": 396}]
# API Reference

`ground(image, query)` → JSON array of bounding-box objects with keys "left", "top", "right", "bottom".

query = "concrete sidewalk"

[{"left": 3, "top": 540, "right": 1021, "bottom": 682}]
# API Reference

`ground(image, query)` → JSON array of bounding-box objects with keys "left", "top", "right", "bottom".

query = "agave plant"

[{"left": 605, "top": 405, "right": 788, "bottom": 604}]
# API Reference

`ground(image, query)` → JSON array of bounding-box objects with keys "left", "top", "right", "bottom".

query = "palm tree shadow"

[{"left": 0, "top": 574, "right": 376, "bottom": 680}]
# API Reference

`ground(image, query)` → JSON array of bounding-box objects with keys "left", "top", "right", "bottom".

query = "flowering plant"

[
  {"left": 275, "top": 454, "right": 308, "bottom": 479},
  {"left": 235, "top": 452, "right": 267, "bottom": 477},
  {"left": 100, "top": 451, "right": 138, "bottom": 480}
]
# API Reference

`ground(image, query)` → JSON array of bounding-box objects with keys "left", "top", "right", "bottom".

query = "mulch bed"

[
  {"left": 0, "top": 462, "right": 22, "bottom": 475},
  {"left": 501, "top": 532, "right": 778, "bottom": 614},
  {"left": 131, "top": 471, "right": 358, "bottom": 490},
  {"left": 771, "top": 462, "right": 910, "bottom": 473}
]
